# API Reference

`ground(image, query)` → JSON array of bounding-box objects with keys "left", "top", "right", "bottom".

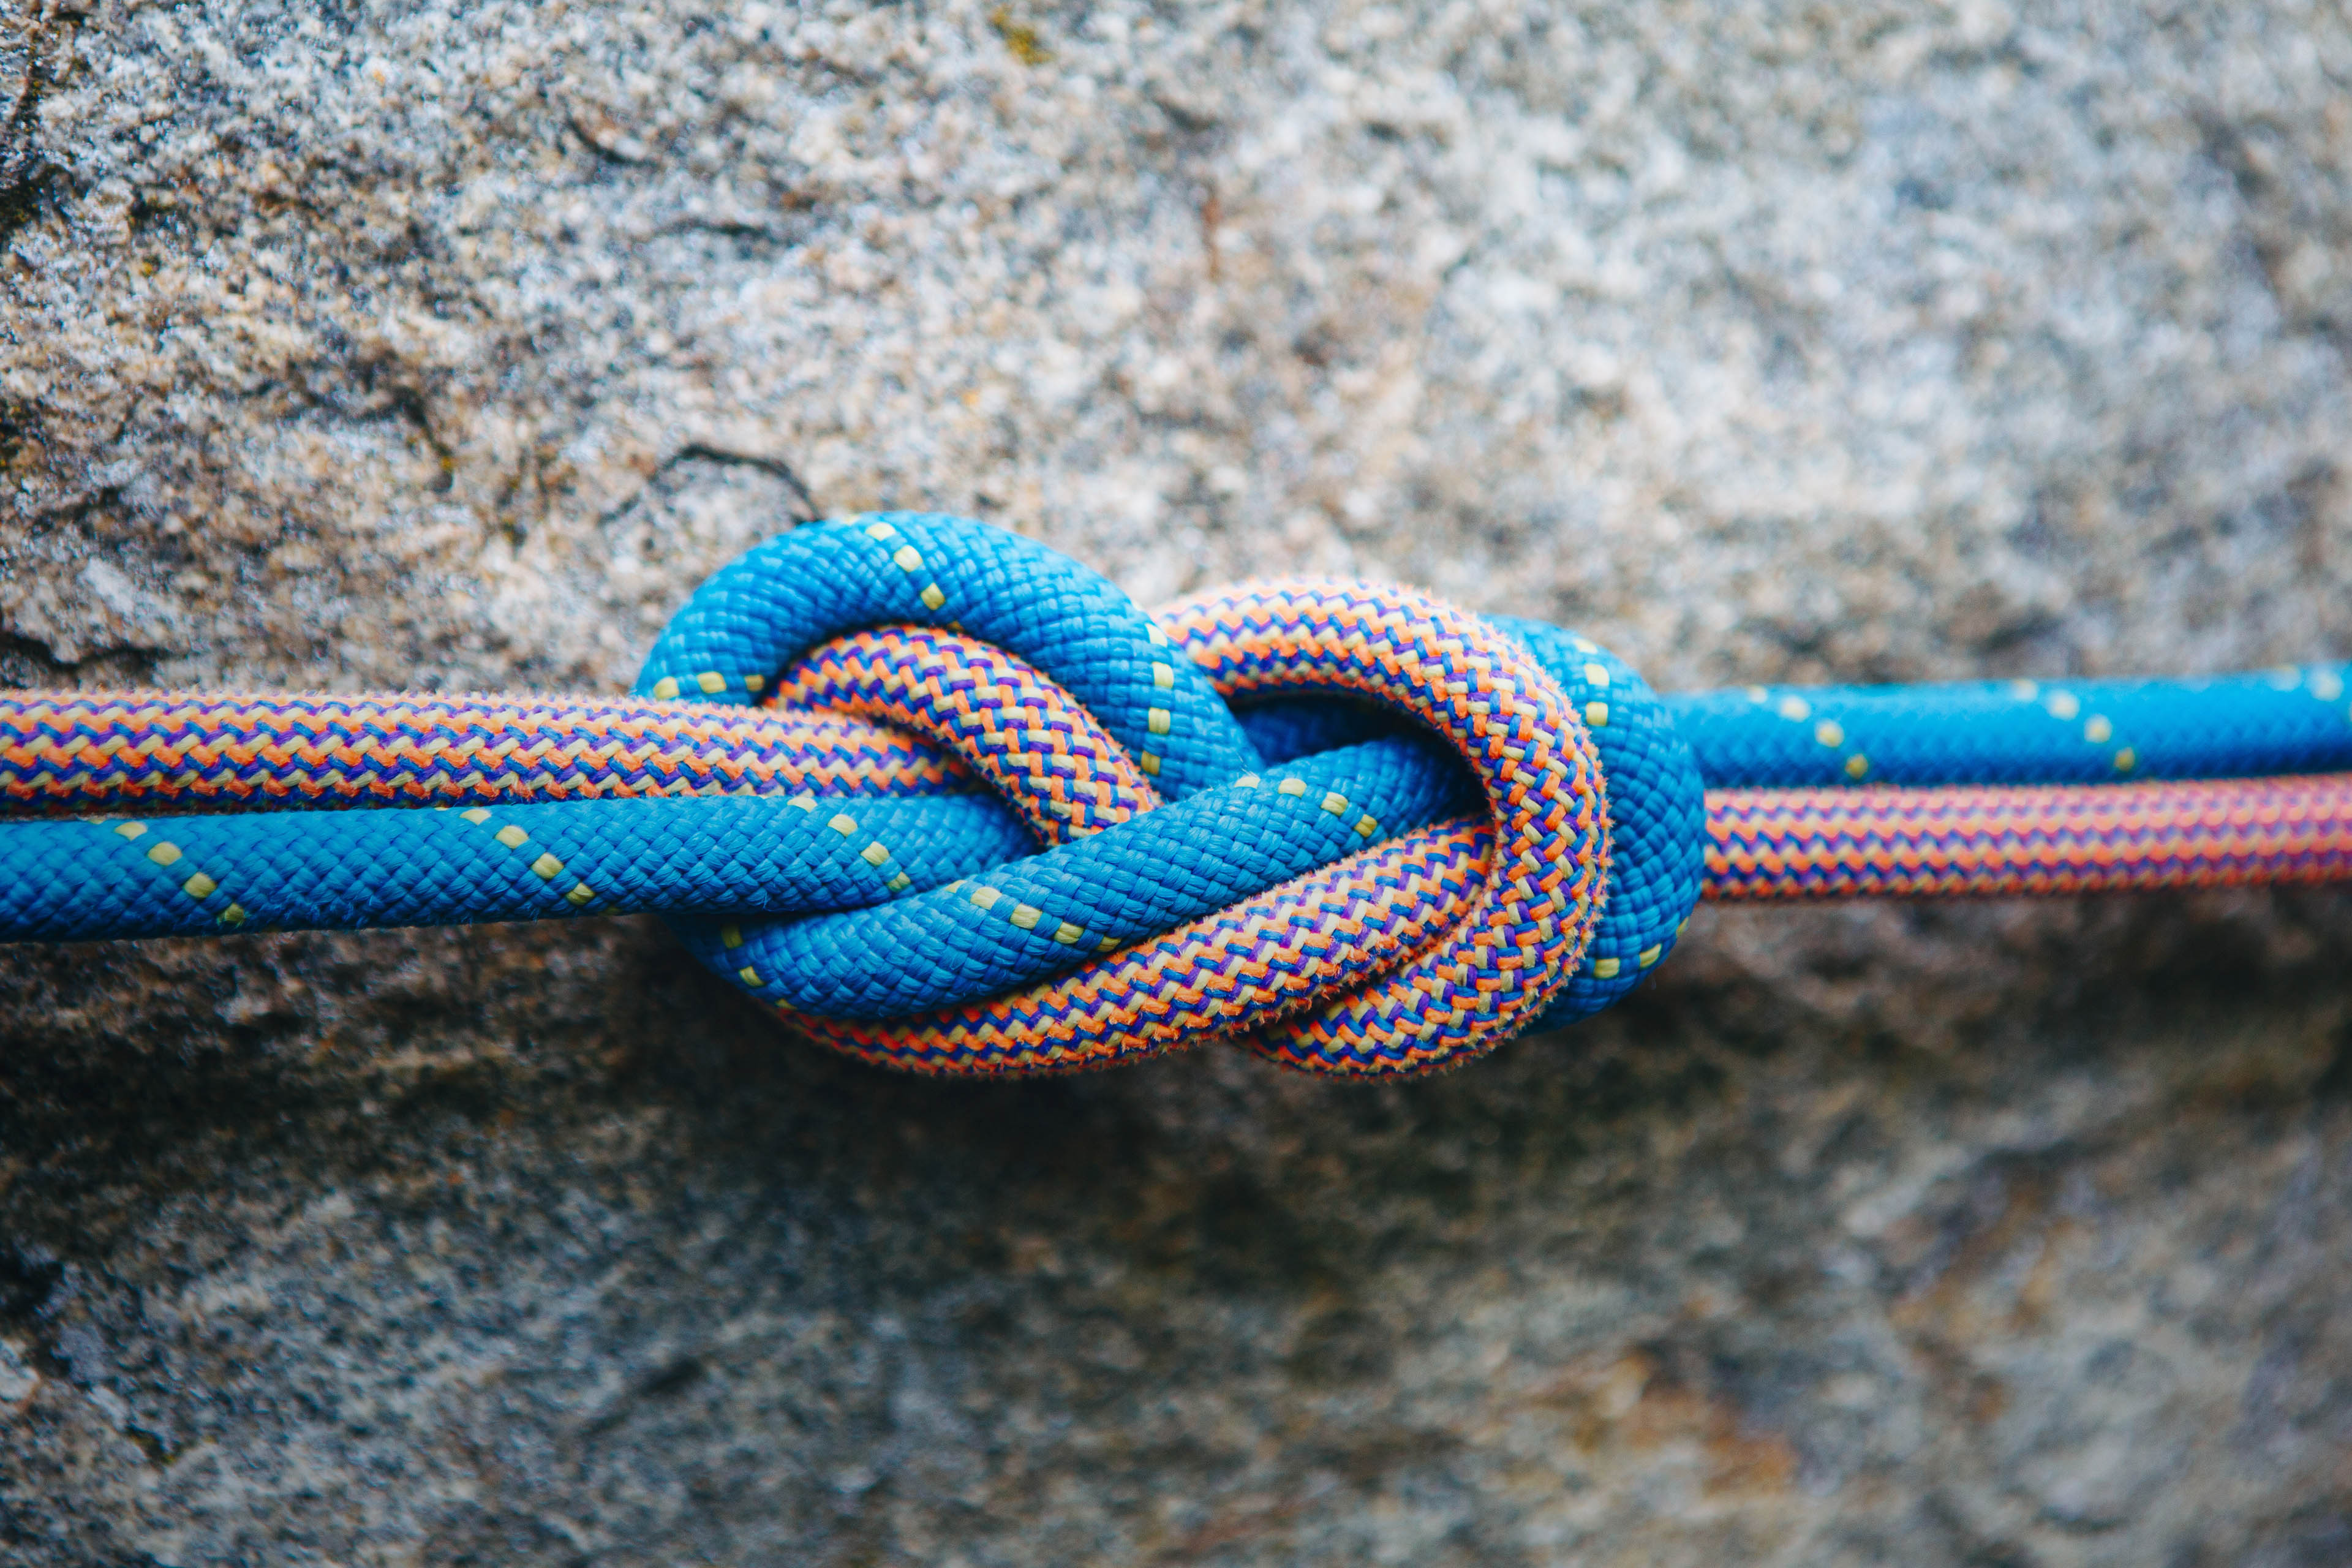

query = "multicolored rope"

[
  {"left": 1706, "top": 775, "right": 2352, "bottom": 899},
  {"left": 3, "top": 513, "right": 2348, "bottom": 1077}
]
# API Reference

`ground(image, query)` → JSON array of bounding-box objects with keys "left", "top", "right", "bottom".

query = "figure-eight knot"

[{"left": 639, "top": 514, "right": 1708, "bottom": 1077}]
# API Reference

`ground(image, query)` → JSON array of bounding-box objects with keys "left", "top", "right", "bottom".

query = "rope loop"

[{"left": 641, "top": 514, "right": 1707, "bottom": 1077}]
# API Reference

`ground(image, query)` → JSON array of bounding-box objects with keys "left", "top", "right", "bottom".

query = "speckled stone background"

[{"left": 5, "top": 0, "right": 2352, "bottom": 1562}]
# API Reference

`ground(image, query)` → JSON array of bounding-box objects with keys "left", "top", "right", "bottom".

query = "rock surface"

[{"left": 6, "top": 0, "right": 2352, "bottom": 1561}]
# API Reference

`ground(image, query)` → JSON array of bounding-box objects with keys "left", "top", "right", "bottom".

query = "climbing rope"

[{"left": 4, "top": 514, "right": 2350, "bottom": 1076}]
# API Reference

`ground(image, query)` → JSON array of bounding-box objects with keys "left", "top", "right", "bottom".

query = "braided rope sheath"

[
  {"left": 1708, "top": 775, "right": 2352, "bottom": 898},
  {"left": 2, "top": 513, "right": 2348, "bottom": 1079},
  {"left": 0, "top": 691, "right": 964, "bottom": 812},
  {"left": 771, "top": 626, "right": 1159, "bottom": 845}
]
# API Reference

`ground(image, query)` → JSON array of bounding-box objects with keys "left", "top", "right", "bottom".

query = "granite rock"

[{"left": 4, "top": 0, "right": 2352, "bottom": 1562}]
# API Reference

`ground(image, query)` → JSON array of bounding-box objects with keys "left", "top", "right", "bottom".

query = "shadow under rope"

[{"left": 2, "top": 889, "right": 2350, "bottom": 1568}]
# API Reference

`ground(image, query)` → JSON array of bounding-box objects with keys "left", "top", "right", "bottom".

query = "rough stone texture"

[{"left": 4, "top": 0, "right": 2352, "bottom": 1561}]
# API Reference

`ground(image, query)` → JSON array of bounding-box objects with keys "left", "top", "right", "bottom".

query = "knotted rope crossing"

[{"left": 4, "top": 514, "right": 2351, "bottom": 1077}]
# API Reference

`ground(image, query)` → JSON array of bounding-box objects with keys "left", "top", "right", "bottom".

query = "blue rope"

[{"left": 1670, "top": 671, "right": 2352, "bottom": 786}]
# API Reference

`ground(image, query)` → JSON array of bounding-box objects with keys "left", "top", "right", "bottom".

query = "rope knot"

[{"left": 639, "top": 514, "right": 1705, "bottom": 1077}]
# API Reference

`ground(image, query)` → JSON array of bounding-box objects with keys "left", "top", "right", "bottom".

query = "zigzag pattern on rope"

[
  {"left": 1707, "top": 775, "right": 2352, "bottom": 899},
  {"left": 0, "top": 691, "right": 962, "bottom": 813},
  {"left": 774, "top": 625, "right": 1160, "bottom": 845}
]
